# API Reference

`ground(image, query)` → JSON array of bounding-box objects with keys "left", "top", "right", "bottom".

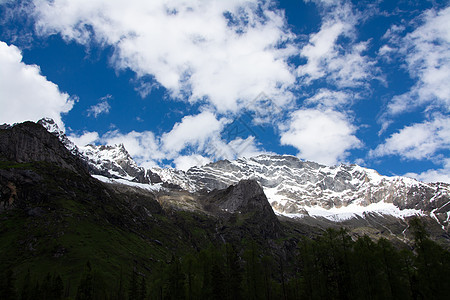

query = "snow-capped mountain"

[
  {"left": 38, "top": 118, "right": 162, "bottom": 184},
  {"left": 38, "top": 118, "right": 80, "bottom": 156},
  {"left": 38, "top": 118, "right": 450, "bottom": 229},
  {"left": 151, "top": 155, "right": 450, "bottom": 227}
]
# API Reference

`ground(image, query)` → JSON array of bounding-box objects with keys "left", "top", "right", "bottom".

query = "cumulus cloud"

[
  {"left": 68, "top": 112, "right": 269, "bottom": 170},
  {"left": 297, "top": 1, "right": 376, "bottom": 88},
  {"left": 68, "top": 110, "right": 270, "bottom": 170},
  {"left": 30, "top": 0, "right": 297, "bottom": 113},
  {"left": 0, "top": 41, "right": 74, "bottom": 130},
  {"left": 161, "top": 111, "right": 226, "bottom": 156},
  {"left": 69, "top": 131, "right": 100, "bottom": 147},
  {"left": 208, "top": 136, "right": 268, "bottom": 161},
  {"left": 304, "top": 88, "right": 354, "bottom": 109},
  {"left": 173, "top": 154, "right": 211, "bottom": 171},
  {"left": 405, "top": 158, "right": 450, "bottom": 184},
  {"left": 280, "top": 109, "right": 361, "bottom": 165},
  {"left": 383, "top": 6, "right": 450, "bottom": 116},
  {"left": 370, "top": 116, "right": 450, "bottom": 160},
  {"left": 87, "top": 94, "right": 112, "bottom": 118}
]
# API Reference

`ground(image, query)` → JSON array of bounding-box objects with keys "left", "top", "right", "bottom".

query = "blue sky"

[{"left": 0, "top": 0, "right": 449, "bottom": 183}]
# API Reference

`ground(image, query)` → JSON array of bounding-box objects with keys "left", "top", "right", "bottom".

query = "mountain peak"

[
  {"left": 204, "top": 179, "right": 282, "bottom": 238},
  {"left": 153, "top": 153, "right": 449, "bottom": 230},
  {"left": 21, "top": 119, "right": 449, "bottom": 230}
]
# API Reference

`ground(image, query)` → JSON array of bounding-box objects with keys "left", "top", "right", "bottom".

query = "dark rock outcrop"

[
  {"left": 0, "top": 121, "right": 88, "bottom": 175},
  {"left": 203, "top": 179, "right": 282, "bottom": 239}
]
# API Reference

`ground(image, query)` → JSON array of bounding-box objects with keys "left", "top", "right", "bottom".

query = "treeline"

[
  {"left": 2, "top": 219, "right": 450, "bottom": 300},
  {"left": 296, "top": 220, "right": 450, "bottom": 300}
]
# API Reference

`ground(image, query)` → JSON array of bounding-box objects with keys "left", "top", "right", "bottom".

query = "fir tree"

[
  {"left": 20, "top": 269, "right": 32, "bottom": 300},
  {"left": 128, "top": 269, "right": 138, "bottom": 300},
  {"left": 76, "top": 262, "right": 94, "bottom": 300}
]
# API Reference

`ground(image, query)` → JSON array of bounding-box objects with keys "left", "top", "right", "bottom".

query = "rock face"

[
  {"left": 210, "top": 180, "right": 274, "bottom": 213},
  {"left": 0, "top": 121, "right": 87, "bottom": 175},
  {"left": 152, "top": 155, "right": 450, "bottom": 229},
  {"left": 202, "top": 179, "right": 282, "bottom": 239},
  {"left": 38, "top": 118, "right": 80, "bottom": 156}
]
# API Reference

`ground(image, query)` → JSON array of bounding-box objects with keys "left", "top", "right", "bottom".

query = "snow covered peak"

[
  {"left": 36, "top": 118, "right": 448, "bottom": 227},
  {"left": 38, "top": 118, "right": 79, "bottom": 155},
  {"left": 79, "top": 143, "right": 162, "bottom": 184},
  {"left": 82, "top": 144, "right": 134, "bottom": 164},
  {"left": 37, "top": 119, "right": 160, "bottom": 184},
  {"left": 152, "top": 154, "right": 450, "bottom": 227}
]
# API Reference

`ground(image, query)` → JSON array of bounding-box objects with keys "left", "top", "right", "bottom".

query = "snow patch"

[
  {"left": 92, "top": 175, "right": 162, "bottom": 191},
  {"left": 279, "top": 201, "right": 423, "bottom": 222}
]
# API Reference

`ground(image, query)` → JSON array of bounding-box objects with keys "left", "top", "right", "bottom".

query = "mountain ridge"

[{"left": 35, "top": 118, "right": 450, "bottom": 231}]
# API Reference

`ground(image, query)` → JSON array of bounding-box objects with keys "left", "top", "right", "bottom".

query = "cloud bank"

[
  {"left": 0, "top": 41, "right": 74, "bottom": 130},
  {"left": 280, "top": 109, "right": 361, "bottom": 165},
  {"left": 70, "top": 111, "right": 267, "bottom": 170},
  {"left": 31, "top": 0, "right": 297, "bottom": 113}
]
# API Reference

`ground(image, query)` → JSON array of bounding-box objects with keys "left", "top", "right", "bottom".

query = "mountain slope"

[
  {"left": 35, "top": 118, "right": 450, "bottom": 232},
  {"left": 152, "top": 155, "right": 450, "bottom": 229},
  {"left": 0, "top": 120, "right": 295, "bottom": 298}
]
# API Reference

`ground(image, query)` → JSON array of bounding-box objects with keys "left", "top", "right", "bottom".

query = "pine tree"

[
  {"left": 2, "top": 268, "right": 18, "bottom": 300},
  {"left": 243, "top": 240, "right": 263, "bottom": 300},
  {"left": 411, "top": 218, "right": 450, "bottom": 299},
  {"left": 52, "top": 274, "right": 64, "bottom": 300},
  {"left": 128, "top": 269, "right": 138, "bottom": 300},
  {"left": 115, "top": 269, "right": 125, "bottom": 300},
  {"left": 211, "top": 263, "right": 226, "bottom": 300},
  {"left": 164, "top": 255, "right": 185, "bottom": 300},
  {"left": 20, "top": 269, "right": 32, "bottom": 300},
  {"left": 138, "top": 276, "right": 147, "bottom": 300},
  {"left": 225, "top": 244, "right": 242, "bottom": 300},
  {"left": 76, "top": 262, "right": 94, "bottom": 300}
]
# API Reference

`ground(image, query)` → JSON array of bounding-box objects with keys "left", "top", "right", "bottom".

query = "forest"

[{"left": 1, "top": 218, "right": 449, "bottom": 300}]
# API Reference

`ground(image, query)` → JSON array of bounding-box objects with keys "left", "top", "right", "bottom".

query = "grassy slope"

[{"left": 0, "top": 160, "right": 219, "bottom": 297}]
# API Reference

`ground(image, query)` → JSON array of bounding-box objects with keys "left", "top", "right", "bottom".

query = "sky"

[{"left": 0, "top": 0, "right": 449, "bottom": 183}]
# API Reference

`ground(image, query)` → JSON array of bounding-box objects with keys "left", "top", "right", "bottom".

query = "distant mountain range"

[{"left": 38, "top": 117, "right": 450, "bottom": 233}]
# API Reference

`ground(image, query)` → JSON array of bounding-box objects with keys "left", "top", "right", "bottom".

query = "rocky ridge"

[
  {"left": 36, "top": 119, "right": 450, "bottom": 230},
  {"left": 153, "top": 156, "right": 450, "bottom": 228},
  {"left": 38, "top": 118, "right": 162, "bottom": 185}
]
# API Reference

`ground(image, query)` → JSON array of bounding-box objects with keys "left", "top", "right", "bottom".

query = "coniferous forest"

[{"left": 1, "top": 219, "right": 449, "bottom": 300}]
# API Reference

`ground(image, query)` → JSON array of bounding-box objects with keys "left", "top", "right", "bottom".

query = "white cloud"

[
  {"left": 87, "top": 94, "right": 112, "bottom": 118},
  {"left": 297, "top": 1, "right": 376, "bottom": 88},
  {"left": 173, "top": 154, "right": 211, "bottom": 171},
  {"left": 208, "top": 136, "right": 268, "bottom": 161},
  {"left": 304, "top": 88, "right": 354, "bottom": 109},
  {"left": 69, "top": 131, "right": 100, "bottom": 147},
  {"left": 81, "top": 111, "right": 229, "bottom": 170},
  {"left": 384, "top": 6, "right": 450, "bottom": 116},
  {"left": 303, "top": 0, "right": 342, "bottom": 6},
  {"left": 101, "top": 130, "right": 164, "bottom": 168},
  {"left": 161, "top": 111, "right": 225, "bottom": 156},
  {"left": 0, "top": 41, "right": 74, "bottom": 130},
  {"left": 31, "top": 0, "right": 297, "bottom": 113},
  {"left": 405, "top": 159, "right": 450, "bottom": 184},
  {"left": 71, "top": 112, "right": 268, "bottom": 170},
  {"left": 371, "top": 116, "right": 450, "bottom": 160},
  {"left": 280, "top": 109, "right": 361, "bottom": 165}
]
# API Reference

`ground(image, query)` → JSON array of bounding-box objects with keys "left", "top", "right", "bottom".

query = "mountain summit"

[
  {"left": 154, "top": 155, "right": 450, "bottom": 229},
  {"left": 36, "top": 119, "right": 450, "bottom": 232}
]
